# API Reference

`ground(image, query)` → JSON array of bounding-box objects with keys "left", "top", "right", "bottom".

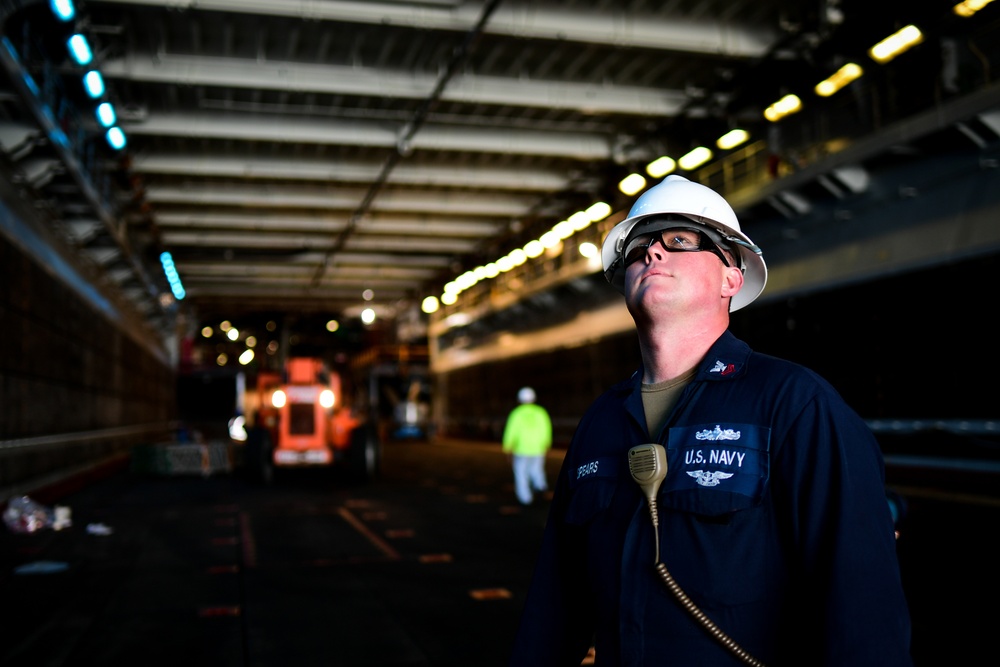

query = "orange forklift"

[{"left": 243, "top": 357, "right": 381, "bottom": 483}]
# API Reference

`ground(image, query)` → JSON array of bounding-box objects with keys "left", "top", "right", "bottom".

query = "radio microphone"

[
  {"left": 628, "top": 444, "right": 668, "bottom": 562},
  {"left": 629, "top": 443, "right": 667, "bottom": 503}
]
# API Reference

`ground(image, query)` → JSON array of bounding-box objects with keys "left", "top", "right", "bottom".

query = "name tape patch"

[{"left": 567, "top": 455, "right": 618, "bottom": 489}]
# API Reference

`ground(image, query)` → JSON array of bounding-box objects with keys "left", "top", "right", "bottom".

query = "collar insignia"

[{"left": 709, "top": 359, "right": 736, "bottom": 376}]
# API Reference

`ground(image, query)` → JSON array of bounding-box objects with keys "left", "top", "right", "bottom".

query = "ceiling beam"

[
  {"left": 96, "top": 0, "right": 778, "bottom": 56},
  {"left": 128, "top": 155, "right": 569, "bottom": 190},
  {"left": 122, "top": 113, "right": 615, "bottom": 159},
  {"left": 144, "top": 183, "right": 541, "bottom": 216},
  {"left": 101, "top": 54, "right": 687, "bottom": 116},
  {"left": 152, "top": 211, "right": 505, "bottom": 236},
  {"left": 160, "top": 230, "right": 482, "bottom": 252}
]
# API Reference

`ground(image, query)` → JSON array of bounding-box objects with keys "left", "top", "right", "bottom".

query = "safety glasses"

[{"left": 623, "top": 227, "right": 732, "bottom": 268}]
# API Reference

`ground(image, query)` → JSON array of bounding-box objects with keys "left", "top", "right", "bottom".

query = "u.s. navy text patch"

[{"left": 665, "top": 423, "right": 769, "bottom": 499}]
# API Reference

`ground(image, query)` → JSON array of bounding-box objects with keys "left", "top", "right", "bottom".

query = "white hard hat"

[
  {"left": 601, "top": 175, "right": 767, "bottom": 312},
  {"left": 517, "top": 387, "right": 536, "bottom": 403}
]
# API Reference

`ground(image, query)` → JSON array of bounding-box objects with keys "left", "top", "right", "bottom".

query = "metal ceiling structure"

[{"left": 2, "top": 0, "right": 1000, "bottom": 362}]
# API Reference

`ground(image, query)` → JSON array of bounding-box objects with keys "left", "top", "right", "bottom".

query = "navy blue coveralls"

[{"left": 509, "top": 331, "right": 913, "bottom": 666}]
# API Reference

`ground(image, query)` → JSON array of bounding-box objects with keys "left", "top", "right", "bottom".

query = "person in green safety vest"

[{"left": 502, "top": 387, "right": 553, "bottom": 505}]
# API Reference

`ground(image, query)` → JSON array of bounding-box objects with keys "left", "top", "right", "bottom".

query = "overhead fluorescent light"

[
  {"left": 83, "top": 70, "right": 104, "bottom": 98},
  {"left": 678, "top": 146, "right": 713, "bottom": 170},
  {"left": 869, "top": 25, "right": 924, "bottom": 64},
  {"left": 67, "top": 34, "right": 92, "bottom": 65},
  {"left": 106, "top": 127, "right": 126, "bottom": 149},
  {"left": 646, "top": 156, "right": 676, "bottom": 178},
  {"left": 716, "top": 129, "right": 749, "bottom": 150},
  {"left": 96, "top": 102, "right": 116, "bottom": 127},
  {"left": 50, "top": 0, "right": 75, "bottom": 21},
  {"left": 953, "top": 0, "right": 994, "bottom": 17},
  {"left": 815, "top": 63, "right": 864, "bottom": 97},
  {"left": 764, "top": 94, "right": 802, "bottom": 122},
  {"left": 619, "top": 173, "right": 646, "bottom": 195}
]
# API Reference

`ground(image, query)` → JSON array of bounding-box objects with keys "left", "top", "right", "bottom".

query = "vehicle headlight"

[
  {"left": 319, "top": 389, "right": 335, "bottom": 409},
  {"left": 271, "top": 389, "right": 287, "bottom": 408}
]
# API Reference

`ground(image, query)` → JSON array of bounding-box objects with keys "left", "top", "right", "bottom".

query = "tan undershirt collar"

[{"left": 640, "top": 366, "right": 698, "bottom": 439}]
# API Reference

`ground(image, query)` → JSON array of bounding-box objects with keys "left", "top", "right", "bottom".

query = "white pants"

[{"left": 512, "top": 455, "right": 548, "bottom": 505}]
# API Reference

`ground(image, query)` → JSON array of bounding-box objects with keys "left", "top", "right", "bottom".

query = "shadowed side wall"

[{"left": 0, "top": 231, "right": 176, "bottom": 496}]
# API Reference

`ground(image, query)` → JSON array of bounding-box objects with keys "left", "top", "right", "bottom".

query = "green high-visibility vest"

[{"left": 502, "top": 403, "right": 552, "bottom": 456}]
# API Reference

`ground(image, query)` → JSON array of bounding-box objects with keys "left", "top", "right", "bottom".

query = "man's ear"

[{"left": 721, "top": 265, "right": 744, "bottom": 298}]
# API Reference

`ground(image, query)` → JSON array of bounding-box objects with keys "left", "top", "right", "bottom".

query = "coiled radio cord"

[{"left": 653, "top": 560, "right": 767, "bottom": 667}]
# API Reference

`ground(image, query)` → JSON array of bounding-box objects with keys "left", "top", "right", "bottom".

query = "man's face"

[{"left": 623, "top": 226, "right": 741, "bottom": 319}]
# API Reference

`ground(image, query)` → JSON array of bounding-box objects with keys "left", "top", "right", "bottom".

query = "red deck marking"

[
  {"left": 384, "top": 528, "right": 414, "bottom": 539},
  {"left": 344, "top": 498, "right": 372, "bottom": 509},
  {"left": 198, "top": 606, "right": 241, "bottom": 617},
  {"left": 306, "top": 554, "right": 398, "bottom": 567},
  {"left": 499, "top": 506, "right": 522, "bottom": 515},
  {"left": 468, "top": 588, "right": 512, "bottom": 600},
  {"left": 239, "top": 512, "right": 257, "bottom": 568},
  {"left": 464, "top": 494, "right": 488, "bottom": 503},
  {"left": 337, "top": 507, "right": 401, "bottom": 560},
  {"left": 207, "top": 565, "right": 239, "bottom": 574},
  {"left": 419, "top": 553, "right": 453, "bottom": 563},
  {"left": 362, "top": 511, "right": 387, "bottom": 520}
]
